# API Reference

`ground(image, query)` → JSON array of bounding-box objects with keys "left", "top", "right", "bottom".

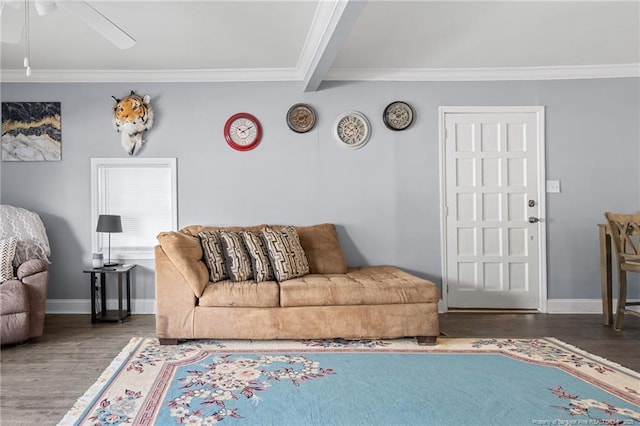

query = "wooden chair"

[{"left": 604, "top": 212, "right": 640, "bottom": 330}]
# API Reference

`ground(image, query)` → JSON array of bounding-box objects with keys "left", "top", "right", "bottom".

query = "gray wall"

[{"left": 1, "top": 78, "right": 638, "bottom": 306}]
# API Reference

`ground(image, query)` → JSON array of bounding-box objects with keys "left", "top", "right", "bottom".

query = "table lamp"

[{"left": 96, "top": 214, "right": 122, "bottom": 267}]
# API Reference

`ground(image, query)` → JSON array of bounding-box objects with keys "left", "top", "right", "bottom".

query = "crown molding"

[
  {"left": 0, "top": 68, "right": 302, "bottom": 83},
  {"left": 1, "top": 64, "right": 638, "bottom": 84},
  {"left": 325, "top": 64, "right": 640, "bottom": 82}
]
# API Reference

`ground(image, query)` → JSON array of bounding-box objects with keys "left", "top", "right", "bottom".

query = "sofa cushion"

[
  {"left": 279, "top": 265, "right": 439, "bottom": 307},
  {"left": 218, "top": 231, "right": 254, "bottom": 282},
  {"left": 181, "top": 224, "right": 268, "bottom": 238},
  {"left": 198, "top": 280, "right": 280, "bottom": 308},
  {"left": 295, "top": 224, "right": 347, "bottom": 274},
  {"left": 0, "top": 237, "right": 17, "bottom": 283},
  {"left": 182, "top": 223, "right": 347, "bottom": 275},
  {"left": 198, "top": 231, "right": 228, "bottom": 282},
  {"left": 241, "top": 231, "right": 275, "bottom": 282},
  {"left": 156, "top": 231, "right": 209, "bottom": 298},
  {"left": 261, "top": 226, "right": 309, "bottom": 282}
]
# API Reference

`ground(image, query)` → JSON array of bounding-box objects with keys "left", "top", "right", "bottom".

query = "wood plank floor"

[{"left": 1, "top": 313, "right": 638, "bottom": 425}]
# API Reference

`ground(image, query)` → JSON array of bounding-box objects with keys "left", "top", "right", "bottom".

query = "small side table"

[{"left": 83, "top": 264, "right": 136, "bottom": 323}]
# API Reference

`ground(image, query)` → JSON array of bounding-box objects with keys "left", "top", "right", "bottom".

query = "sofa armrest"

[
  {"left": 155, "top": 245, "right": 198, "bottom": 340},
  {"left": 18, "top": 264, "right": 48, "bottom": 338},
  {"left": 16, "top": 259, "right": 48, "bottom": 280},
  {"left": 156, "top": 231, "right": 209, "bottom": 298}
]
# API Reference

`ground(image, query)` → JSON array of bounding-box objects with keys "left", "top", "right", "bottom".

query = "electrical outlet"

[{"left": 546, "top": 180, "right": 561, "bottom": 193}]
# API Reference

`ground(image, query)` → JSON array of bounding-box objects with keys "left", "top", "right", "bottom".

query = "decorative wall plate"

[
  {"left": 286, "top": 103, "right": 316, "bottom": 133},
  {"left": 333, "top": 111, "right": 370, "bottom": 149},
  {"left": 383, "top": 101, "right": 414, "bottom": 131},
  {"left": 224, "top": 113, "right": 262, "bottom": 151}
]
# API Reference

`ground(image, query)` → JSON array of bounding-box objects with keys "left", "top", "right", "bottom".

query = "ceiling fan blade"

[
  {"left": 0, "top": 1, "right": 25, "bottom": 44},
  {"left": 0, "top": 0, "right": 22, "bottom": 14},
  {"left": 34, "top": 0, "right": 57, "bottom": 16},
  {"left": 61, "top": 0, "right": 135, "bottom": 49}
]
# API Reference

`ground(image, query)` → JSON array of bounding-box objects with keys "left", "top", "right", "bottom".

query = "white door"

[{"left": 440, "top": 107, "right": 546, "bottom": 310}]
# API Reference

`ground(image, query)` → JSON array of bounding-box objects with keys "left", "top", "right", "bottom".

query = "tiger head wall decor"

[{"left": 111, "top": 91, "right": 154, "bottom": 155}]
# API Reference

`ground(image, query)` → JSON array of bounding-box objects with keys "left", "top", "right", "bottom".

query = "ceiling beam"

[{"left": 300, "top": 0, "right": 366, "bottom": 92}]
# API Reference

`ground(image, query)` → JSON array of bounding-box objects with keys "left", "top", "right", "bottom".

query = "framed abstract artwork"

[{"left": 2, "top": 102, "right": 61, "bottom": 161}]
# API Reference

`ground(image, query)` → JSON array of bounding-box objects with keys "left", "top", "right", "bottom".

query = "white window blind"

[{"left": 91, "top": 158, "right": 177, "bottom": 259}]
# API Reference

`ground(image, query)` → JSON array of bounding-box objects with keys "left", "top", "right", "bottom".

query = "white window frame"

[{"left": 91, "top": 158, "right": 177, "bottom": 260}]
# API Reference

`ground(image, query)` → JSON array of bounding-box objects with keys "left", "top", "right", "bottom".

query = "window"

[{"left": 91, "top": 158, "right": 177, "bottom": 260}]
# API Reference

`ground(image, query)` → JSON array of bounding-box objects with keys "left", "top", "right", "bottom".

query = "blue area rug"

[{"left": 59, "top": 337, "right": 640, "bottom": 426}]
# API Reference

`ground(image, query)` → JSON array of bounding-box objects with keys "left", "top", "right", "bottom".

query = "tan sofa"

[{"left": 155, "top": 223, "right": 439, "bottom": 345}]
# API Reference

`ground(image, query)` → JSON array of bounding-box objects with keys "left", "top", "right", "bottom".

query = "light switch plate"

[{"left": 546, "top": 180, "right": 561, "bottom": 193}]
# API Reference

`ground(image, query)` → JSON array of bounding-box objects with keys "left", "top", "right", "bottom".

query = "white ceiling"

[{"left": 1, "top": 0, "right": 639, "bottom": 90}]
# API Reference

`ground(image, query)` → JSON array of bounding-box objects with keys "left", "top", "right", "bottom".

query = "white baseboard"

[
  {"left": 47, "top": 298, "right": 638, "bottom": 316},
  {"left": 46, "top": 299, "right": 156, "bottom": 314},
  {"left": 547, "top": 298, "right": 640, "bottom": 314},
  {"left": 439, "top": 298, "right": 640, "bottom": 314},
  {"left": 546, "top": 299, "right": 604, "bottom": 314}
]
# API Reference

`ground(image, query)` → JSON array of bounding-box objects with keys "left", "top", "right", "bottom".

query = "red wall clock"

[{"left": 224, "top": 113, "right": 262, "bottom": 151}]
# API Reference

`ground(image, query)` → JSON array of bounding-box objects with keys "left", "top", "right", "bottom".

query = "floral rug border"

[{"left": 58, "top": 337, "right": 640, "bottom": 425}]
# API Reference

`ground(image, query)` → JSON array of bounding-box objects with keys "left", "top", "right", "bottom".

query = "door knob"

[{"left": 528, "top": 217, "right": 539, "bottom": 223}]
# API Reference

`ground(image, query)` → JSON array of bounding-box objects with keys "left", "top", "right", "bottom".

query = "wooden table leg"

[
  {"left": 126, "top": 270, "right": 132, "bottom": 317},
  {"left": 90, "top": 273, "right": 97, "bottom": 323},
  {"left": 599, "top": 225, "right": 613, "bottom": 325},
  {"left": 100, "top": 272, "right": 107, "bottom": 318},
  {"left": 117, "top": 273, "right": 123, "bottom": 322}
]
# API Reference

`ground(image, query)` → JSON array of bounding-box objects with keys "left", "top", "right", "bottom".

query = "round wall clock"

[
  {"left": 383, "top": 101, "right": 414, "bottom": 131},
  {"left": 286, "top": 103, "right": 316, "bottom": 133},
  {"left": 224, "top": 112, "right": 262, "bottom": 151},
  {"left": 334, "top": 111, "right": 370, "bottom": 149}
]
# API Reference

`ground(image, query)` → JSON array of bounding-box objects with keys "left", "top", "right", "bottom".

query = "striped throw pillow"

[
  {"left": 218, "top": 231, "right": 254, "bottom": 282},
  {"left": 0, "top": 237, "right": 17, "bottom": 282},
  {"left": 241, "top": 231, "right": 275, "bottom": 282},
  {"left": 261, "top": 226, "right": 309, "bottom": 282},
  {"left": 198, "top": 231, "right": 228, "bottom": 282}
]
